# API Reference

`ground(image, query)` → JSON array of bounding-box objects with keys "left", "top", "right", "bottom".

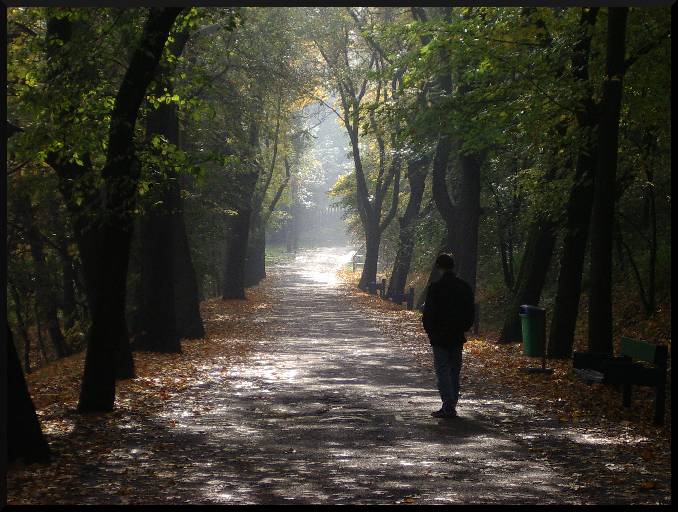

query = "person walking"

[{"left": 422, "top": 253, "right": 475, "bottom": 418}]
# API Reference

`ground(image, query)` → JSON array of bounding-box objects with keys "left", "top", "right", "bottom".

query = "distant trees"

[
  {"left": 309, "top": 8, "right": 404, "bottom": 290},
  {"left": 317, "top": 6, "right": 670, "bottom": 354}
]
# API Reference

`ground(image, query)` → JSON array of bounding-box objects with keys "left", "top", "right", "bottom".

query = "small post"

[
  {"left": 352, "top": 259, "right": 356, "bottom": 272},
  {"left": 622, "top": 383, "right": 632, "bottom": 407},
  {"left": 473, "top": 303, "right": 480, "bottom": 334},
  {"left": 406, "top": 287, "right": 415, "bottom": 310},
  {"left": 654, "top": 346, "right": 668, "bottom": 425},
  {"left": 380, "top": 278, "right": 387, "bottom": 298}
]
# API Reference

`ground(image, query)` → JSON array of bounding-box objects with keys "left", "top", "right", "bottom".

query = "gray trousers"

[{"left": 432, "top": 343, "right": 463, "bottom": 411}]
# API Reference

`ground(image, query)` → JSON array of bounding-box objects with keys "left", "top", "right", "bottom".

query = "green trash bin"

[{"left": 520, "top": 305, "right": 546, "bottom": 357}]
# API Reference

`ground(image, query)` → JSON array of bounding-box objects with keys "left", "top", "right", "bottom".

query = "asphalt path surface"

[{"left": 147, "top": 247, "right": 584, "bottom": 504}]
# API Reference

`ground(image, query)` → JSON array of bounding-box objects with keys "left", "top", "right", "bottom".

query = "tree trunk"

[
  {"left": 222, "top": 207, "right": 253, "bottom": 299},
  {"left": 77, "top": 7, "right": 183, "bottom": 412},
  {"left": 17, "top": 195, "right": 70, "bottom": 359},
  {"left": 498, "top": 231, "right": 514, "bottom": 290},
  {"left": 135, "top": 209, "right": 181, "bottom": 353},
  {"left": 138, "top": 20, "right": 203, "bottom": 344},
  {"left": 498, "top": 219, "right": 557, "bottom": 343},
  {"left": 59, "top": 235, "right": 78, "bottom": 331},
  {"left": 588, "top": 7, "right": 628, "bottom": 354},
  {"left": 136, "top": 84, "right": 181, "bottom": 353},
  {"left": 288, "top": 173, "right": 299, "bottom": 253},
  {"left": 547, "top": 149, "right": 596, "bottom": 357},
  {"left": 61, "top": 258, "right": 78, "bottom": 331},
  {"left": 244, "top": 212, "right": 266, "bottom": 287},
  {"left": 7, "top": 325, "right": 51, "bottom": 464},
  {"left": 173, "top": 209, "right": 206, "bottom": 339},
  {"left": 547, "top": 7, "right": 599, "bottom": 359},
  {"left": 454, "top": 152, "right": 484, "bottom": 294},
  {"left": 10, "top": 282, "right": 32, "bottom": 373},
  {"left": 222, "top": 118, "right": 260, "bottom": 299},
  {"left": 388, "top": 154, "right": 430, "bottom": 297},
  {"left": 33, "top": 300, "right": 49, "bottom": 363},
  {"left": 358, "top": 222, "right": 381, "bottom": 290}
]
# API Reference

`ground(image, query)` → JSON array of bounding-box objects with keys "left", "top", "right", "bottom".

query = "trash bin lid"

[{"left": 520, "top": 304, "right": 545, "bottom": 315}]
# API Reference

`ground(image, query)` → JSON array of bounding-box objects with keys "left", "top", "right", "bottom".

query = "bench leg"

[
  {"left": 654, "top": 380, "right": 666, "bottom": 426},
  {"left": 622, "top": 384, "right": 632, "bottom": 407}
]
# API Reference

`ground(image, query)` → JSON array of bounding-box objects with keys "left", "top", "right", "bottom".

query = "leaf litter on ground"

[{"left": 335, "top": 267, "right": 671, "bottom": 505}]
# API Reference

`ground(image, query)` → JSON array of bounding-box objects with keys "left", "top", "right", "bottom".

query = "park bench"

[{"left": 572, "top": 337, "right": 668, "bottom": 425}]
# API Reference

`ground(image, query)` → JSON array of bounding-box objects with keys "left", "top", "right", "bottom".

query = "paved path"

[{"left": 145, "top": 247, "right": 580, "bottom": 504}]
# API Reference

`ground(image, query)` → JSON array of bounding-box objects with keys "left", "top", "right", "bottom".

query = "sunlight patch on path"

[{"left": 148, "top": 247, "right": 584, "bottom": 504}]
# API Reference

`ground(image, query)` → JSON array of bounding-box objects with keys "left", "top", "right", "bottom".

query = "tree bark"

[
  {"left": 244, "top": 211, "right": 266, "bottom": 287},
  {"left": 33, "top": 300, "right": 49, "bottom": 363},
  {"left": 15, "top": 195, "right": 70, "bottom": 359},
  {"left": 498, "top": 219, "right": 557, "bottom": 343},
  {"left": 222, "top": 206, "right": 254, "bottom": 299},
  {"left": 9, "top": 282, "right": 32, "bottom": 373},
  {"left": 547, "top": 148, "right": 596, "bottom": 357},
  {"left": 222, "top": 118, "right": 261, "bottom": 300},
  {"left": 547, "top": 7, "right": 599, "bottom": 359},
  {"left": 7, "top": 325, "right": 51, "bottom": 464},
  {"left": 360, "top": 221, "right": 382, "bottom": 290},
  {"left": 588, "top": 7, "right": 628, "bottom": 354},
  {"left": 173, "top": 209, "right": 206, "bottom": 339},
  {"left": 77, "top": 7, "right": 183, "bottom": 412},
  {"left": 135, "top": 207, "right": 181, "bottom": 353},
  {"left": 44, "top": 12, "right": 136, "bottom": 381},
  {"left": 388, "top": 154, "right": 430, "bottom": 297},
  {"left": 138, "top": 20, "right": 203, "bottom": 345},
  {"left": 454, "top": 152, "right": 484, "bottom": 295},
  {"left": 136, "top": 91, "right": 181, "bottom": 353}
]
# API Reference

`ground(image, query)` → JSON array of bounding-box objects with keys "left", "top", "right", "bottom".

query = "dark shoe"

[{"left": 431, "top": 408, "right": 457, "bottom": 419}]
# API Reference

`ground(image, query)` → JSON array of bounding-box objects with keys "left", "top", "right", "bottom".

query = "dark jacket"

[{"left": 422, "top": 271, "right": 475, "bottom": 346}]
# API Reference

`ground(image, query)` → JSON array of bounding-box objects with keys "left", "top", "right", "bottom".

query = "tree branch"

[{"left": 623, "top": 29, "right": 670, "bottom": 73}]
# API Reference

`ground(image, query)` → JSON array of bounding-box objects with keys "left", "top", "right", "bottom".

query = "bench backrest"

[{"left": 620, "top": 336, "right": 668, "bottom": 366}]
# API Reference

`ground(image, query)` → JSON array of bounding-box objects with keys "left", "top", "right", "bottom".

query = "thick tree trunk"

[
  {"left": 388, "top": 154, "right": 430, "bottom": 297},
  {"left": 498, "top": 219, "right": 557, "bottom": 343},
  {"left": 547, "top": 7, "right": 599, "bottom": 359},
  {"left": 358, "top": 222, "right": 381, "bottom": 290},
  {"left": 10, "top": 282, "right": 32, "bottom": 373},
  {"left": 135, "top": 209, "right": 180, "bottom": 353},
  {"left": 33, "top": 301, "right": 48, "bottom": 363},
  {"left": 7, "top": 325, "right": 51, "bottom": 464},
  {"left": 222, "top": 207, "right": 253, "bottom": 299},
  {"left": 222, "top": 119, "right": 260, "bottom": 299},
  {"left": 138, "top": 21, "right": 202, "bottom": 345},
  {"left": 173, "top": 209, "right": 206, "bottom": 339},
  {"left": 454, "top": 152, "right": 484, "bottom": 294},
  {"left": 547, "top": 150, "right": 596, "bottom": 358},
  {"left": 588, "top": 7, "right": 628, "bottom": 354},
  {"left": 77, "top": 8, "right": 182, "bottom": 412},
  {"left": 136, "top": 86, "right": 181, "bottom": 353},
  {"left": 244, "top": 212, "right": 266, "bottom": 287}
]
